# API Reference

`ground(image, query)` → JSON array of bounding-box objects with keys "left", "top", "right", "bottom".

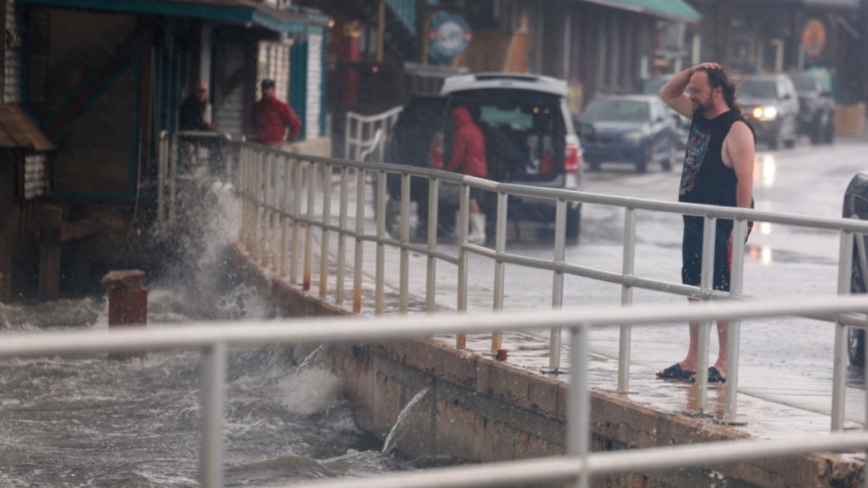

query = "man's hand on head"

[{"left": 689, "top": 62, "right": 722, "bottom": 76}]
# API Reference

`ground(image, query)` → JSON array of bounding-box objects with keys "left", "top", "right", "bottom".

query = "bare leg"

[
  {"left": 713, "top": 321, "right": 729, "bottom": 378},
  {"left": 469, "top": 198, "right": 481, "bottom": 215}
]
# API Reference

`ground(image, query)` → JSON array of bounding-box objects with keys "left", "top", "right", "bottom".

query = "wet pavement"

[{"left": 285, "top": 138, "right": 868, "bottom": 448}]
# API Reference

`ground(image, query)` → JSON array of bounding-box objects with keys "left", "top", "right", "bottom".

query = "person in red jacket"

[
  {"left": 251, "top": 79, "right": 302, "bottom": 147},
  {"left": 445, "top": 106, "right": 488, "bottom": 244}
]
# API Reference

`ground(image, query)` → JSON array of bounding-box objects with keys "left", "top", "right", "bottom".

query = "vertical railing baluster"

[
  {"left": 280, "top": 156, "right": 290, "bottom": 277},
  {"left": 426, "top": 178, "right": 439, "bottom": 314},
  {"left": 353, "top": 168, "right": 367, "bottom": 314},
  {"left": 456, "top": 182, "right": 469, "bottom": 349},
  {"left": 618, "top": 207, "right": 636, "bottom": 393},
  {"left": 252, "top": 151, "right": 262, "bottom": 261},
  {"left": 567, "top": 324, "right": 590, "bottom": 488},
  {"left": 200, "top": 342, "right": 226, "bottom": 488},
  {"left": 399, "top": 173, "right": 411, "bottom": 314},
  {"left": 492, "top": 190, "right": 508, "bottom": 356},
  {"left": 375, "top": 170, "right": 387, "bottom": 315},
  {"left": 304, "top": 161, "right": 316, "bottom": 291},
  {"left": 832, "top": 229, "right": 854, "bottom": 431},
  {"left": 724, "top": 217, "right": 747, "bottom": 422},
  {"left": 549, "top": 198, "right": 566, "bottom": 372},
  {"left": 264, "top": 153, "right": 275, "bottom": 269},
  {"left": 336, "top": 167, "right": 349, "bottom": 306},
  {"left": 320, "top": 163, "right": 332, "bottom": 298},
  {"left": 695, "top": 215, "right": 717, "bottom": 414},
  {"left": 290, "top": 159, "right": 302, "bottom": 285},
  {"left": 169, "top": 134, "right": 178, "bottom": 225}
]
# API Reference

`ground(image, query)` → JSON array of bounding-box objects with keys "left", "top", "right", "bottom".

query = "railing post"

[
  {"left": 375, "top": 170, "right": 387, "bottom": 315},
  {"left": 493, "top": 190, "right": 508, "bottom": 356},
  {"left": 252, "top": 151, "right": 263, "bottom": 261},
  {"left": 304, "top": 161, "right": 316, "bottom": 291},
  {"left": 832, "top": 229, "right": 854, "bottom": 431},
  {"left": 169, "top": 134, "right": 178, "bottom": 225},
  {"left": 549, "top": 198, "right": 566, "bottom": 372},
  {"left": 695, "top": 215, "right": 717, "bottom": 414},
  {"left": 280, "top": 156, "right": 290, "bottom": 277},
  {"left": 426, "top": 178, "right": 440, "bottom": 314},
  {"left": 200, "top": 342, "right": 226, "bottom": 488},
  {"left": 157, "top": 131, "right": 167, "bottom": 225},
  {"left": 618, "top": 207, "right": 636, "bottom": 393},
  {"left": 724, "top": 217, "right": 747, "bottom": 422},
  {"left": 456, "top": 182, "right": 470, "bottom": 349},
  {"left": 320, "top": 162, "right": 332, "bottom": 298},
  {"left": 353, "top": 168, "right": 367, "bottom": 314},
  {"left": 290, "top": 159, "right": 302, "bottom": 285},
  {"left": 336, "top": 167, "right": 349, "bottom": 305},
  {"left": 399, "top": 173, "right": 412, "bottom": 314},
  {"left": 567, "top": 324, "right": 590, "bottom": 488},
  {"left": 263, "top": 153, "right": 274, "bottom": 269}
]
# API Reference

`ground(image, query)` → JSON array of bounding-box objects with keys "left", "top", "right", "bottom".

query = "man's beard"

[{"left": 693, "top": 97, "right": 714, "bottom": 116}]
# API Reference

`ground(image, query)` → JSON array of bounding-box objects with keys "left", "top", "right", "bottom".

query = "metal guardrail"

[
  {"left": 4, "top": 297, "right": 868, "bottom": 488},
  {"left": 344, "top": 106, "right": 402, "bottom": 162},
  {"left": 159, "top": 133, "right": 868, "bottom": 431}
]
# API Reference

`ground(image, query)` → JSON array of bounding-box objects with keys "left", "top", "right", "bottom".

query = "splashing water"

[{"left": 382, "top": 386, "right": 432, "bottom": 455}]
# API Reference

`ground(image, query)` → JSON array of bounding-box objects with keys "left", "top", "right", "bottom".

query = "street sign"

[
  {"left": 429, "top": 12, "right": 472, "bottom": 64},
  {"left": 802, "top": 19, "right": 826, "bottom": 59}
]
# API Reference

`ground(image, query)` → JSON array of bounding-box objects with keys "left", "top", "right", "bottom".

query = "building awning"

[
  {"left": 17, "top": 0, "right": 307, "bottom": 33},
  {"left": 581, "top": 0, "right": 702, "bottom": 23},
  {"left": 0, "top": 105, "right": 55, "bottom": 152}
]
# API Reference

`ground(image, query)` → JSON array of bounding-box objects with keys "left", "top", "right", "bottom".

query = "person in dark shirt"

[
  {"left": 180, "top": 81, "right": 218, "bottom": 132},
  {"left": 656, "top": 63, "right": 756, "bottom": 385}
]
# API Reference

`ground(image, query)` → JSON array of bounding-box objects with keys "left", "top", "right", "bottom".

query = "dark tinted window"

[
  {"left": 581, "top": 99, "right": 649, "bottom": 122},
  {"left": 739, "top": 80, "right": 778, "bottom": 99}
]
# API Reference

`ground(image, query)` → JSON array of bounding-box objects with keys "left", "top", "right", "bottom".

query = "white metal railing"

[
  {"left": 3, "top": 297, "right": 868, "bottom": 488},
  {"left": 157, "top": 134, "right": 868, "bottom": 430},
  {"left": 344, "top": 106, "right": 402, "bottom": 162}
]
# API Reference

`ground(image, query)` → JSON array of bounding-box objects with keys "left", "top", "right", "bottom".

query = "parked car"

[
  {"left": 384, "top": 73, "right": 583, "bottom": 241},
  {"left": 739, "top": 74, "right": 800, "bottom": 150},
  {"left": 575, "top": 95, "right": 680, "bottom": 173},
  {"left": 636, "top": 75, "right": 690, "bottom": 147},
  {"left": 788, "top": 69, "right": 836, "bottom": 145},
  {"left": 844, "top": 172, "right": 868, "bottom": 365}
]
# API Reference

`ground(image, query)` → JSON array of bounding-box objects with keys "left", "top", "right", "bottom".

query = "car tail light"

[
  {"left": 430, "top": 134, "right": 444, "bottom": 170},
  {"left": 564, "top": 135, "right": 581, "bottom": 174}
]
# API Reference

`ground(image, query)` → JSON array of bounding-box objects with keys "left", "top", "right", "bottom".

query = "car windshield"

[
  {"left": 789, "top": 75, "right": 816, "bottom": 94},
  {"left": 739, "top": 80, "right": 778, "bottom": 99},
  {"left": 581, "top": 99, "right": 649, "bottom": 122},
  {"left": 479, "top": 106, "right": 534, "bottom": 130}
]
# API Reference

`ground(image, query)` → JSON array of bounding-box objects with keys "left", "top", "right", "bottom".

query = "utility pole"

[{"left": 377, "top": 0, "right": 386, "bottom": 63}]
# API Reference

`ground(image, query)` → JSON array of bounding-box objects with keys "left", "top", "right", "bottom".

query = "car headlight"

[
  {"left": 623, "top": 131, "right": 645, "bottom": 142},
  {"left": 752, "top": 106, "right": 777, "bottom": 121}
]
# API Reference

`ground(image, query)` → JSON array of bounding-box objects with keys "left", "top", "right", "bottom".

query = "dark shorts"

[
  {"left": 681, "top": 216, "right": 735, "bottom": 292},
  {"left": 469, "top": 187, "right": 484, "bottom": 202}
]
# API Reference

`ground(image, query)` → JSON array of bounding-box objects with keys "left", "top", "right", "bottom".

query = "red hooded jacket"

[
  {"left": 445, "top": 107, "right": 488, "bottom": 178},
  {"left": 252, "top": 96, "right": 302, "bottom": 145}
]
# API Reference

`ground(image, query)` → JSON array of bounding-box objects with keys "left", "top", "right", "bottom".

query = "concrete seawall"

[{"left": 231, "top": 243, "right": 863, "bottom": 487}]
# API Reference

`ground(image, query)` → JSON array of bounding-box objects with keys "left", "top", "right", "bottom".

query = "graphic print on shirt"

[{"left": 679, "top": 123, "right": 710, "bottom": 196}]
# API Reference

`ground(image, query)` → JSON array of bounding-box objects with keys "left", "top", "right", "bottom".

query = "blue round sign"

[{"left": 429, "top": 12, "right": 472, "bottom": 63}]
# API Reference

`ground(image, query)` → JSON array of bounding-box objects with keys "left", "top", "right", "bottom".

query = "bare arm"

[
  {"left": 659, "top": 62, "right": 721, "bottom": 119},
  {"left": 725, "top": 121, "right": 755, "bottom": 233}
]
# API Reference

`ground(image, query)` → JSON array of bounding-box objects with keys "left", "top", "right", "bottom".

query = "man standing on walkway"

[
  {"left": 656, "top": 63, "right": 755, "bottom": 384},
  {"left": 251, "top": 79, "right": 302, "bottom": 147},
  {"left": 180, "top": 81, "right": 218, "bottom": 132}
]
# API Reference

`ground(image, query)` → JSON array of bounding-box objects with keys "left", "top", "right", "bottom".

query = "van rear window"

[{"left": 479, "top": 106, "right": 534, "bottom": 130}]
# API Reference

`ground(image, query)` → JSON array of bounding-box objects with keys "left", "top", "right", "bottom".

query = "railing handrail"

[
  {"left": 3, "top": 295, "right": 867, "bottom": 357},
  {"left": 345, "top": 106, "right": 403, "bottom": 125}
]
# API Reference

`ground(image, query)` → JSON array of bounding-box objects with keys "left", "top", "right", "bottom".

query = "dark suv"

[
  {"left": 789, "top": 70, "right": 836, "bottom": 145},
  {"left": 740, "top": 74, "right": 800, "bottom": 150},
  {"left": 385, "top": 73, "right": 583, "bottom": 241}
]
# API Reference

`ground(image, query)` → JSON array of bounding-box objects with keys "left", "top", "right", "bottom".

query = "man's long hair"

[{"left": 697, "top": 67, "right": 742, "bottom": 114}]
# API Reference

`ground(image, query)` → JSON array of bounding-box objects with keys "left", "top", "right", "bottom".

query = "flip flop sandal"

[
  {"left": 689, "top": 366, "right": 727, "bottom": 384},
  {"left": 656, "top": 363, "right": 695, "bottom": 380}
]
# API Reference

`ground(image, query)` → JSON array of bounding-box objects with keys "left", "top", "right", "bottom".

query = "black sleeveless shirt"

[{"left": 678, "top": 109, "right": 752, "bottom": 207}]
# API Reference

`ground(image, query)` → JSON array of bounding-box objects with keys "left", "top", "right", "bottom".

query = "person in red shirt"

[
  {"left": 251, "top": 79, "right": 302, "bottom": 147},
  {"left": 445, "top": 106, "right": 488, "bottom": 244}
]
